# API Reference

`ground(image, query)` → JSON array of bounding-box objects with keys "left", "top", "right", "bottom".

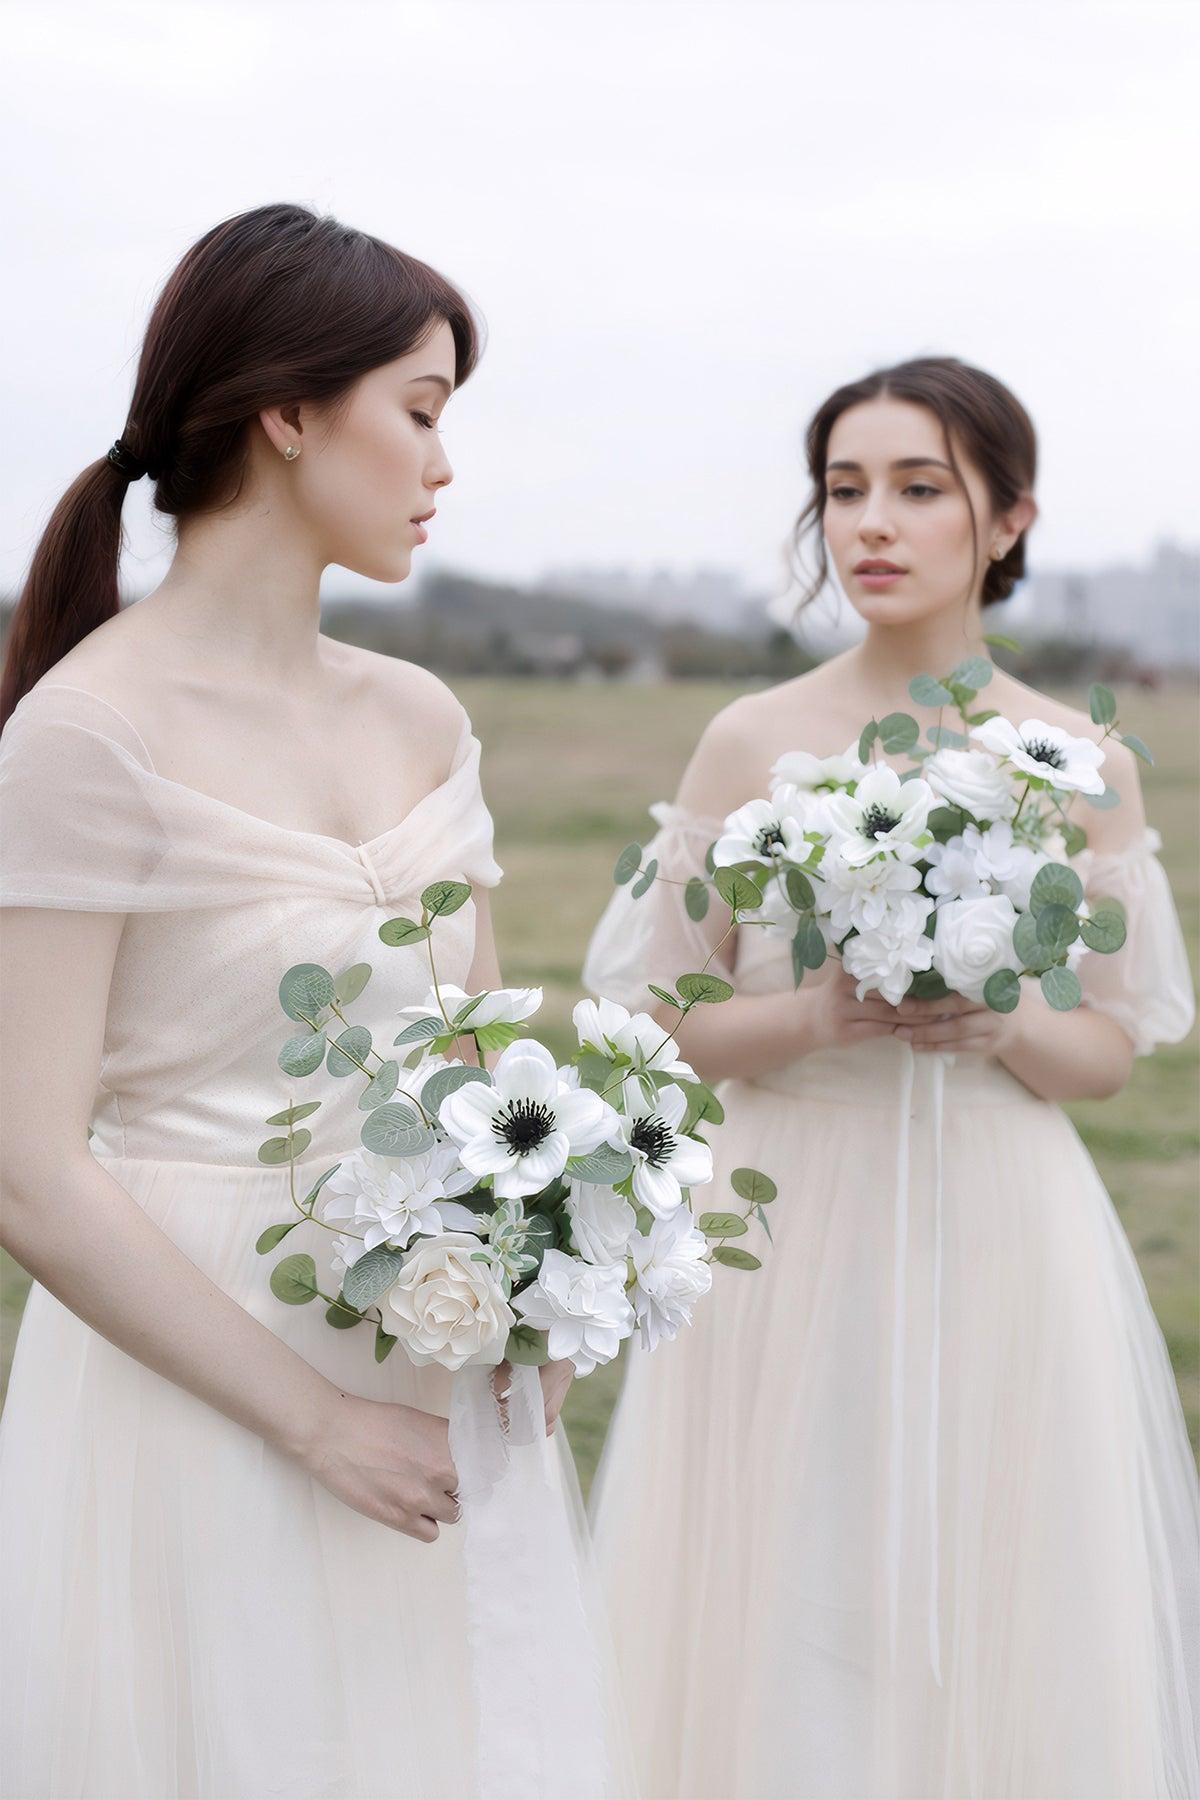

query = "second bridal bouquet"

[
  {"left": 631, "top": 654, "right": 1147, "bottom": 1017},
  {"left": 254, "top": 879, "right": 772, "bottom": 1375}
]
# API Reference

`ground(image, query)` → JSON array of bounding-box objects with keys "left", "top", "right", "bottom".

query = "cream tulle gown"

[
  {"left": 584, "top": 797, "right": 1199, "bottom": 1800},
  {"left": 0, "top": 683, "right": 632, "bottom": 1800}
]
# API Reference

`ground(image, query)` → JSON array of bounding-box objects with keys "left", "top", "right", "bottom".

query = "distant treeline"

[{"left": 0, "top": 570, "right": 1168, "bottom": 688}]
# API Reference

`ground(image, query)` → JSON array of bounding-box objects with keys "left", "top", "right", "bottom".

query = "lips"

[
  {"left": 854, "top": 559, "right": 905, "bottom": 574},
  {"left": 411, "top": 508, "right": 437, "bottom": 526}
]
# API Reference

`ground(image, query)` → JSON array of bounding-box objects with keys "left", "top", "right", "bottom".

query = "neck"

[
  {"left": 849, "top": 599, "right": 988, "bottom": 699},
  {"left": 136, "top": 491, "right": 327, "bottom": 688}
]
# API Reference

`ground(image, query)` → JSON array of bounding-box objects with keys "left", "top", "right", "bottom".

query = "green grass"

[{"left": 3, "top": 678, "right": 1196, "bottom": 1501}]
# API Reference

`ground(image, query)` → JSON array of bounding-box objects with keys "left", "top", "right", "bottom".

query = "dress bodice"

[{"left": 0, "top": 683, "right": 503, "bottom": 1166}]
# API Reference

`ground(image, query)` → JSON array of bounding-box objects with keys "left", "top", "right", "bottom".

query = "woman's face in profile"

[
  {"left": 821, "top": 396, "right": 997, "bottom": 626},
  {"left": 293, "top": 318, "right": 459, "bottom": 584}
]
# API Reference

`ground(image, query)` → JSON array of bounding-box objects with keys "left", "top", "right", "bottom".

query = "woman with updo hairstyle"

[
  {"left": 584, "top": 356, "right": 1199, "bottom": 1797},
  {"left": 0, "top": 204, "right": 631, "bottom": 1799}
]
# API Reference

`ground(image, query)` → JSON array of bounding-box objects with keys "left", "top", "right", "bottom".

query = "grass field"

[{"left": 2, "top": 678, "right": 1197, "bottom": 1498}]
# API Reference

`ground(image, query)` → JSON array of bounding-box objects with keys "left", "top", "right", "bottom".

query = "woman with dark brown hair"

[
  {"left": 0, "top": 204, "right": 628, "bottom": 1799},
  {"left": 585, "top": 358, "right": 1199, "bottom": 1797}
]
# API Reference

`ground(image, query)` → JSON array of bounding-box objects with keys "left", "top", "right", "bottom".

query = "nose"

[
  {"left": 428, "top": 440, "right": 454, "bottom": 491},
  {"left": 857, "top": 487, "right": 897, "bottom": 546}
]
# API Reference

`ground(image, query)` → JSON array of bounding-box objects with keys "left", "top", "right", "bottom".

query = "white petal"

[{"left": 492, "top": 1040, "right": 559, "bottom": 1104}]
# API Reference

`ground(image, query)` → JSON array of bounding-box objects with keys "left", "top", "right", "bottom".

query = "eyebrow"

[
  {"left": 826, "top": 457, "right": 953, "bottom": 473},
  {"left": 407, "top": 373, "right": 453, "bottom": 396}
]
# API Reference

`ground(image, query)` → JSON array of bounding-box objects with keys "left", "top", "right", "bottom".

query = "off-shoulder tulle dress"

[
  {"left": 584, "top": 797, "right": 1199, "bottom": 1799},
  {"left": 0, "top": 683, "right": 632, "bottom": 1800}
]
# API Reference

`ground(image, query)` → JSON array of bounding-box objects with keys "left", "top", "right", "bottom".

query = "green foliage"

[
  {"left": 1122, "top": 733, "right": 1154, "bottom": 766},
  {"left": 1089, "top": 682, "right": 1117, "bottom": 726},
  {"left": 255, "top": 1220, "right": 301, "bottom": 1253},
  {"left": 360, "top": 1103, "right": 435, "bottom": 1157},
  {"left": 278, "top": 963, "right": 335, "bottom": 1022},
  {"left": 699, "top": 1212, "right": 748, "bottom": 1237},
  {"left": 731, "top": 1167, "right": 778, "bottom": 1204},
  {"left": 569, "top": 1144, "right": 635, "bottom": 1184},
  {"left": 422, "top": 1064, "right": 491, "bottom": 1113},
  {"left": 265, "top": 1100, "right": 322, "bottom": 1127},
  {"left": 344, "top": 1245, "right": 409, "bottom": 1311},
  {"left": 327, "top": 1025, "right": 371, "bottom": 1078},
  {"left": 334, "top": 963, "right": 372, "bottom": 1004},
  {"left": 1030, "top": 862, "right": 1084, "bottom": 912},
  {"left": 909, "top": 674, "right": 955, "bottom": 708},
  {"left": 358, "top": 1061, "right": 399, "bottom": 1109},
  {"left": 257, "top": 1129, "right": 312, "bottom": 1165},
  {"left": 684, "top": 876, "right": 710, "bottom": 921},
  {"left": 378, "top": 917, "right": 430, "bottom": 948},
  {"left": 983, "top": 968, "right": 1022, "bottom": 1013},
  {"left": 1041, "top": 965, "right": 1083, "bottom": 1010},
  {"left": 714, "top": 866, "right": 762, "bottom": 911},
  {"left": 630, "top": 858, "right": 659, "bottom": 899},
  {"left": 879, "top": 711, "right": 920, "bottom": 753},
  {"left": 421, "top": 880, "right": 472, "bottom": 919},
  {"left": 712, "top": 1246, "right": 762, "bottom": 1271},
  {"left": 1081, "top": 909, "right": 1128, "bottom": 954},
  {"left": 269, "top": 1254, "right": 320, "bottom": 1305},
  {"left": 676, "top": 971, "right": 734, "bottom": 1004},
  {"left": 613, "top": 843, "right": 642, "bottom": 885}
]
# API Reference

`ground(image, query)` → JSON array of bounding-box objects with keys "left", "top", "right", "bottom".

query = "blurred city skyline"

[{"left": 3, "top": 0, "right": 1197, "bottom": 601}]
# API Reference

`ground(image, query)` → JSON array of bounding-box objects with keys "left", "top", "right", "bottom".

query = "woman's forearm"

[
  {"left": 660, "top": 988, "right": 815, "bottom": 1085},
  {"left": 1, "top": 1154, "right": 339, "bottom": 1464},
  {"left": 997, "top": 1002, "right": 1135, "bottom": 1102}
]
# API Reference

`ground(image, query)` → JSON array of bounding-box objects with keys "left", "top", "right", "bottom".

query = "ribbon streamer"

[{"left": 449, "top": 1363, "right": 609, "bottom": 1799}]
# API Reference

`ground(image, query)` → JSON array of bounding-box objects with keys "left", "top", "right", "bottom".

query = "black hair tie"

[{"left": 107, "top": 438, "right": 149, "bottom": 481}]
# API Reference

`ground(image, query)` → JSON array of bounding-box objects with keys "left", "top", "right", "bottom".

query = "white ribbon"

[
  {"left": 449, "top": 1363, "right": 609, "bottom": 1800},
  {"left": 885, "top": 1044, "right": 948, "bottom": 1689}
]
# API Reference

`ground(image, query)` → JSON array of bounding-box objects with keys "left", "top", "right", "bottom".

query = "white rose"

[
  {"left": 923, "top": 748, "right": 1017, "bottom": 823},
  {"left": 566, "top": 1180, "right": 638, "bottom": 1267},
  {"left": 384, "top": 1233, "right": 514, "bottom": 1371},
  {"left": 931, "top": 895, "right": 1020, "bottom": 1001}
]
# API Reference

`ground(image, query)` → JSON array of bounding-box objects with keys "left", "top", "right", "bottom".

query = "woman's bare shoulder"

[{"left": 674, "top": 665, "right": 842, "bottom": 817}]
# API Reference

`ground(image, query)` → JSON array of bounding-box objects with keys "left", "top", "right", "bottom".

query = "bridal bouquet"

[
  {"left": 647, "top": 654, "right": 1148, "bottom": 1016},
  {"left": 254, "top": 879, "right": 772, "bottom": 1373}
]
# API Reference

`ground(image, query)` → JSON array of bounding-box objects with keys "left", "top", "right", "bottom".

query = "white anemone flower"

[
  {"left": 629, "top": 1208, "right": 714, "bottom": 1353},
  {"left": 512, "top": 1248, "right": 635, "bottom": 1376},
  {"left": 770, "top": 741, "right": 869, "bottom": 794},
  {"left": 611, "top": 1078, "right": 714, "bottom": 1218},
  {"left": 319, "top": 1145, "right": 478, "bottom": 1254},
  {"left": 969, "top": 717, "right": 1105, "bottom": 795},
  {"left": 924, "top": 835, "right": 992, "bottom": 906},
  {"left": 437, "top": 1040, "right": 618, "bottom": 1200},
  {"left": 823, "top": 766, "right": 935, "bottom": 867},
  {"left": 714, "top": 798, "right": 810, "bottom": 870},
  {"left": 397, "top": 982, "right": 543, "bottom": 1032},
  {"left": 572, "top": 995, "right": 695, "bottom": 1082}
]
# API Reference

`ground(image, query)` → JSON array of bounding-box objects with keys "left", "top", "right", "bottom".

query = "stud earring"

[
  {"left": 990, "top": 544, "right": 1005, "bottom": 561},
  {"left": 283, "top": 444, "right": 301, "bottom": 462}
]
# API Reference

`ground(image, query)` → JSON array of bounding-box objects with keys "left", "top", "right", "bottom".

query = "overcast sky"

[{"left": 2, "top": 0, "right": 1197, "bottom": 605}]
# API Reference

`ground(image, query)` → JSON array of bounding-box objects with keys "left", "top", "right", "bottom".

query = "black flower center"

[
  {"left": 754, "top": 821, "right": 785, "bottom": 856},
  {"left": 862, "top": 804, "right": 901, "bottom": 839},
  {"left": 494, "top": 1098, "right": 555, "bottom": 1155},
  {"left": 630, "top": 1114, "right": 676, "bottom": 1167},
  {"left": 1023, "top": 737, "right": 1065, "bottom": 770}
]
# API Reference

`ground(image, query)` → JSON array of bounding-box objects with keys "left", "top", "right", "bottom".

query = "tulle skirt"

[
  {"left": 590, "top": 1040, "right": 1200, "bottom": 1800},
  {"left": 0, "top": 1151, "right": 632, "bottom": 1800}
]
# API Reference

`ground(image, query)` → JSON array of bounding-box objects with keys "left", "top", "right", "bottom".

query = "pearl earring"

[{"left": 283, "top": 444, "right": 301, "bottom": 462}]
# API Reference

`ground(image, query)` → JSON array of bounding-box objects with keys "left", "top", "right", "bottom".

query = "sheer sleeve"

[
  {"left": 0, "top": 686, "right": 171, "bottom": 911},
  {"left": 582, "top": 801, "right": 734, "bottom": 1010},
  {"left": 1075, "top": 827, "right": 1195, "bottom": 1056}
]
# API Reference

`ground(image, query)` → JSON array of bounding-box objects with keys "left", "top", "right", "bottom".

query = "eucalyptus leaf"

[
  {"left": 951, "top": 655, "right": 993, "bottom": 691},
  {"left": 678, "top": 1078, "right": 725, "bottom": 1131},
  {"left": 613, "top": 843, "right": 642, "bottom": 885},
  {"left": 630, "top": 858, "right": 659, "bottom": 900},
  {"left": 278, "top": 963, "right": 336, "bottom": 1023},
  {"left": 1088, "top": 682, "right": 1117, "bottom": 726},
  {"left": 647, "top": 982, "right": 684, "bottom": 1009},
  {"left": 926, "top": 805, "right": 966, "bottom": 841},
  {"left": 1083, "top": 785, "right": 1121, "bottom": 810},
  {"left": 421, "top": 880, "right": 471, "bottom": 919},
  {"left": 926, "top": 725, "right": 967, "bottom": 750},
  {"left": 785, "top": 868, "right": 815, "bottom": 910},
  {"left": 676, "top": 972, "right": 735, "bottom": 1005},
  {"left": 505, "top": 1324, "right": 551, "bottom": 1366},
  {"left": 714, "top": 866, "right": 763, "bottom": 912},
  {"left": 699, "top": 1212, "right": 748, "bottom": 1237},
  {"left": 334, "top": 963, "right": 372, "bottom": 1004},
  {"left": 712, "top": 1246, "right": 763, "bottom": 1271},
  {"left": 1013, "top": 910, "right": 1056, "bottom": 973},
  {"left": 879, "top": 711, "right": 920, "bottom": 753},
  {"left": 966, "top": 708, "right": 1000, "bottom": 726},
  {"left": 473, "top": 1021, "right": 526, "bottom": 1053},
  {"left": 684, "top": 877, "right": 711, "bottom": 921},
  {"left": 344, "top": 1245, "right": 409, "bottom": 1311},
  {"left": 302, "top": 1163, "right": 342, "bottom": 1208},
  {"left": 1041, "top": 964, "right": 1083, "bottom": 1011},
  {"left": 1121, "top": 733, "right": 1154, "bottom": 767},
  {"left": 909, "top": 674, "right": 955, "bottom": 708},
  {"left": 858, "top": 720, "right": 879, "bottom": 764},
  {"left": 569, "top": 1144, "right": 635, "bottom": 1184},
  {"left": 378, "top": 917, "right": 430, "bottom": 948},
  {"left": 257, "top": 1129, "right": 312, "bottom": 1166},
  {"left": 732, "top": 1167, "right": 778, "bottom": 1205},
  {"left": 983, "top": 631, "right": 1024, "bottom": 654},
  {"left": 1030, "top": 862, "right": 1084, "bottom": 913},
  {"left": 983, "top": 967, "right": 1022, "bottom": 1014},
  {"left": 269, "top": 1253, "right": 320, "bottom": 1305},
  {"left": 1080, "top": 909, "right": 1127, "bottom": 954},
  {"left": 265, "top": 1099, "right": 322, "bottom": 1127},
  {"left": 325, "top": 1295, "right": 365, "bottom": 1330},
  {"left": 422, "top": 1063, "right": 492, "bottom": 1114},
  {"left": 393, "top": 1015, "right": 446, "bottom": 1047},
  {"left": 278, "top": 1029, "right": 327, "bottom": 1077},
  {"left": 358, "top": 1060, "right": 400, "bottom": 1110},
  {"left": 905, "top": 969, "right": 952, "bottom": 1001},
  {"left": 1062, "top": 820, "right": 1089, "bottom": 858},
  {"left": 792, "top": 917, "right": 827, "bottom": 973},
  {"left": 374, "top": 1324, "right": 399, "bottom": 1363},
  {"left": 327, "top": 1025, "right": 372, "bottom": 1078},
  {"left": 255, "top": 1220, "right": 301, "bottom": 1254},
  {"left": 360, "top": 1103, "right": 434, "bottom": 1157}
]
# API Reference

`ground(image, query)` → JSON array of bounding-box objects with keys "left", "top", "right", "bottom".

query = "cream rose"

[
  {"left": 923, "top": 747, "right": 1017, "bottom": 822},
  {"left": 384, "top": 1233, "right": 514, "bottom": 1371},
  {"left": 931, "top": 895, "right": 1020, "bottom": 1001}
]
